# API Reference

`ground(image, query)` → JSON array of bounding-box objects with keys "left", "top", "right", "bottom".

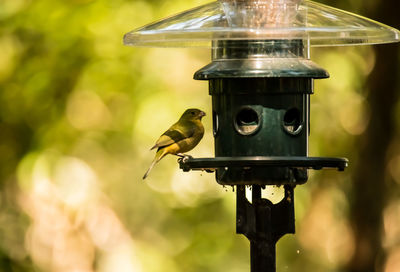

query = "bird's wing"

[{"left": 151, "top": 122, "right": 195, "bottom": 150}]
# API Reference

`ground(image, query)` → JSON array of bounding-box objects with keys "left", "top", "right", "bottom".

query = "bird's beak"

[{"left": 199, "top": 111, "right": 206, "bottom": 118}]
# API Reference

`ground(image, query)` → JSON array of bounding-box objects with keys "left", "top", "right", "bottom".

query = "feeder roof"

[{"left": 123, "top": 0, "right": 400, "bottom": 48}]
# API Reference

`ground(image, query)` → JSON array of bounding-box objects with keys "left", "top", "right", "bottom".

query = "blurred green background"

[{"left": 0, "top": 0, "right": 399, "bottom": 271}]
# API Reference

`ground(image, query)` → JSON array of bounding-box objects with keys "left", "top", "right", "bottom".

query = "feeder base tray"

[{"left": 179, "top": 156, "right": 348, "bottom": 185}]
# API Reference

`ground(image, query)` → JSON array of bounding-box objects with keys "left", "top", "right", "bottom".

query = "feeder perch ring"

[{"left": 179, "top": 156, "right": 348, "bottom": 172}]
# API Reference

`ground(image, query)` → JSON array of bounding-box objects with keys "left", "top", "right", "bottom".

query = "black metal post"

[
  {"left": 236, "top": 184, "right": 295, "bottom": 272},
  {"left": 250, "top": 185, "right": 275, "bottom": 271}
]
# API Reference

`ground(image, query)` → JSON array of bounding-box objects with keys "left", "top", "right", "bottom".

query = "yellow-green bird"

[{"left": 143, "top": 108, "right": 206, "bottom": 180}]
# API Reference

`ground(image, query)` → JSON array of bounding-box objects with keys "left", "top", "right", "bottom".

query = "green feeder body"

[{"left": 194, "top": 40, "right": 328, "bottom": 185}]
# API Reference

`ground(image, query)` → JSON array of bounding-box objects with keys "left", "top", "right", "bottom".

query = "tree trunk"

[{"left": 347, "top": 1, "right": 400, "bottom": 271}]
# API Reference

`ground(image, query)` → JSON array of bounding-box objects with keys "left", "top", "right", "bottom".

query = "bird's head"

[{"left": 180, "top": 108, "right": 206, "bottom": 121}]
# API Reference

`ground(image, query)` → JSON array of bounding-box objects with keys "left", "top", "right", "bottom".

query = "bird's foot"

[{"left": 176, "top": 154, "right": 193, "bottom": 163}]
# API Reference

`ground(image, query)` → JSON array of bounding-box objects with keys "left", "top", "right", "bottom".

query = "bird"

[{"left": 143, "top": 108, "right": 206, "bottom": 180}]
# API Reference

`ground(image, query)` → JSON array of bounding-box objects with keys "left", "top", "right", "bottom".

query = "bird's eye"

[{"left": 191, "top": 111, "right": 195, "bottom": 115}]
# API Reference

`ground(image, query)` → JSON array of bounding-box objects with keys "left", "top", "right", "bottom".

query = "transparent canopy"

[{"left": 123, "top": 0, "right": 400, "bottom": 48}]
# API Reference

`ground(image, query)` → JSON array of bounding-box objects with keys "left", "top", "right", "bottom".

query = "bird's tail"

[{"left": 143, "top": 149, "right": 165, "bottom": 180}]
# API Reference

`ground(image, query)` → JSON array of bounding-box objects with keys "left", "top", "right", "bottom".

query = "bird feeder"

[{"left": 124, "top": 0, "right": 400, "bottom": 271}]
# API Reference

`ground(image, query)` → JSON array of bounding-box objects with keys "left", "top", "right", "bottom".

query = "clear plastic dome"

[{"left": 123, "top": 0, "right": 400, "bottom": 48}]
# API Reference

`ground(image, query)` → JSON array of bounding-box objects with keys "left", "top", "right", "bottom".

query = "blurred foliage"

[{"left": 0, "top": 0, "right": 399, "bottom": 272}]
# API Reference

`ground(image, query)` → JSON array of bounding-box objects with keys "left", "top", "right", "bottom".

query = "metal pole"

[
  {"left": 250, "top": 185, "right": 275, "bottom": 272},
  {"left": 236, "top": 185, "right": 295, "bottom": 272}
]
